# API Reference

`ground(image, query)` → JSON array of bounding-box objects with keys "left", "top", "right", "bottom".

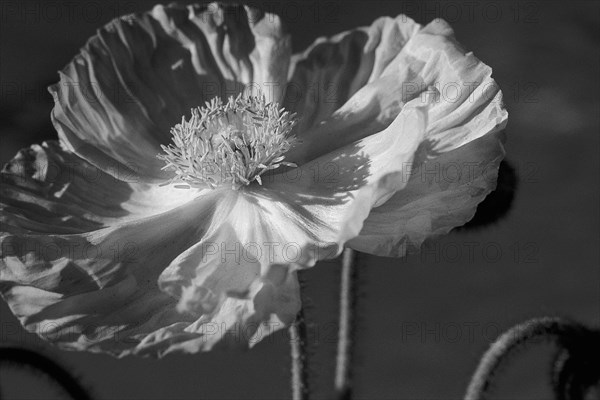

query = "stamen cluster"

[{"left": 159, "top": 95, "right": 298, "bottom": 190}]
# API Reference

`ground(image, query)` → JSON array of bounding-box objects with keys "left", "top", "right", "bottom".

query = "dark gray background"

[{"left": 1, "top": 0, "right": 599, "bottom": 399}]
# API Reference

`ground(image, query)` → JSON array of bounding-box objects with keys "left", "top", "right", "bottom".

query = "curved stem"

[
  {"left": 335, "top": 248, "right": 358, "bottom": 400},
  {"left": 464, "top": 317, "right": 587, "bottom": 400},
  {"left": 290, "top": 304, "right": 309, "bottom": 400}
]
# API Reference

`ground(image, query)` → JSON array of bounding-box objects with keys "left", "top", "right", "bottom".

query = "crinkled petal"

[
  {"left": 1, "top": 177, "right": 299, "bottom": 357},
  {"left": 282, "top": 16, "right": 507, "bottom": 257},
  {"left": 1, "top": 196, "right": 208, "bottom": 357},
  {"left": 49, "top": 2, "right": 291, "bottom": 181},
  {"left": 275, "top": 99, "right": 427, "bottom": 256},
  {"left": 157, "top": 75, "right": 500, "bottom": 319},
  {"left": 1, "top": 8, "right": 509, "bottom": 358},
  {"left": 338, "top": 19, "right": 509, "bottom": 256},
  {"left": 151, "top": 101, "right": 426, "bottom": 339},
  {"left": 2, "top": 2, "right": 295, "bottom": 356},
  {"left": 1, "top": 141, "right": 196, "bottom": 234},
  {"left": 284, "top": 15, "right": 420, "bottom": 134},
  {"left": 1, "top": 142, "right": 209, "bottom": 357},
  {"left": 286, "top": 16, "right": 506, "bottom": 165},
  {"left": 155, "top": 189, "right": 315, "bottom": 348},
  {"left": 347, "top": 132, "right": 505, "bottom": 256},
  {"left": 135, "top": 269, "right": 299, "bottom": 356},
  {"left": 0, "top": 142, "right": 298, "bottom": 357}
]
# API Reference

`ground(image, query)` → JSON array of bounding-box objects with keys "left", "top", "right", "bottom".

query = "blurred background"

[{"left": 1, "top": 0, "right": 598, "bottom": 399}]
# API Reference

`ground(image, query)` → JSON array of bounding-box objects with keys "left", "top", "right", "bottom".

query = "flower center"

[{"left": 158, "top": 95, "right": 298, "bottom": 190}]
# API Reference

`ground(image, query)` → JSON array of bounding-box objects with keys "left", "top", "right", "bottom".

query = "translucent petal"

[
  {"left": 1, "top": 9, "right": 508, "bottom": 357},
  {"left": 1, "top": 141, "right": 196, "bottom": 233},
  {"left": 1, "top": 143, "right": 297, "bottom": 357},
  {"left": 1, "top": 194, "right": 214, "bottom": 357},
  {"left": 258, "top": 99, "right": 428, "bottom": 260},
  {"left": 281, "top": 16, "right": 508, "bottom": 256},
  {"left": 151, "top": 104, "right": 427, "bottom": 347},
  {"left": 283, "top": 15, "right": 420, "bottom": 134},
  {"left": 285, "top": 16, "right": 507, "bottom": 165},
  {"left": 347, "top": 132, "right": 506, "bottom": 256},
  {"left": 49, "top": 3, "right": 291, "bottom": 181}
]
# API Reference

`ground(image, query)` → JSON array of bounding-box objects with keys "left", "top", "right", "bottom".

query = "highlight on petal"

[
  {"left": 48, "top": 2, "right": 291, "bottom": 182},
  {"left": 1, "top": 141, "right": 200, "bottom": 231},
  {"left": 347, "top": 132, "right": 506, "bottom": 256},
  {"left": 255, "top": 97, "right": 429, "bottom": 262},
  {"left": 283, "top": 15, "right": 508, "bottom": 256},
  {"left": 0, "top": 143, "right": 301, "bottom": 357},
  {"left": 283, "top": 14, "right": 421, "bottom": 134},
  {"left": 285, "top": 15, "right": 506, "bottom": 164},
  {"left": 1, "top": 5, "right": 508, "bottom": 358},
  {"left": 151, "top": 106, "right": 428, "bottom": 344},
  {"left": 11, "top": 100, "right": 423, "bottom": 358},
  {"left": 342, "top": 19, "right": 509, "bottom": 257}
]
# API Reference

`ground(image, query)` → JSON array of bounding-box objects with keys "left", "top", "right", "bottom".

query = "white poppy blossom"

[{"left": 0, "top": 3, "right": 507, "bottom": 357}]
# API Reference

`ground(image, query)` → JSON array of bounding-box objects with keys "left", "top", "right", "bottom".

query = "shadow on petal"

[
  {"left": 457, "top": 160, "right": 518, "bottom": 231},
  {"left": 259, "top": 143, "right": 372, "bottom": 207},
  {"left": 1, "top": 142, "right": 134, "bottom": 233}
]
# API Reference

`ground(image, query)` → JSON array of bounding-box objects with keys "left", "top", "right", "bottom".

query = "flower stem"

[
  {"left": 335, "top": 248, "right": 358, "bottom": 400},
  {"left": 290, "top": 306, "right": 309, "bottom": 400},
  {"left": 464, "top": 317, "right": 590, "bottom": 400}
]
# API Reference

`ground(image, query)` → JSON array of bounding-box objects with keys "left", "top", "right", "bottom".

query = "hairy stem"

[
  {"left": 290, "top": 301, "right": 309, "bottom": 399},
  {"left": 464, "top": 317, "right": 591, "bottom": 400}
]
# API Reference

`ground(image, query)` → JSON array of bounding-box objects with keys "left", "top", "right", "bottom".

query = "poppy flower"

[{"left": 0, "top": 3, "right": 507, "bottom": 357}]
